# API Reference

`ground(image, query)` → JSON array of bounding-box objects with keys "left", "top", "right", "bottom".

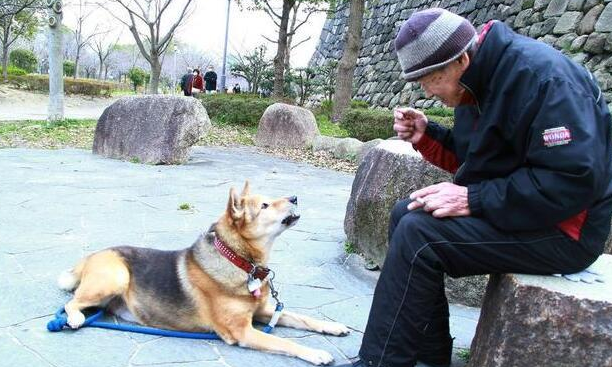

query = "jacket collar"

[{"left": 460, "top": 21, "right": 513, "bottom": 107}]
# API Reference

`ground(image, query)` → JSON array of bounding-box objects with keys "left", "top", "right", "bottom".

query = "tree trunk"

[
  {"left": 272, "top": 0, "right": 294, "bottom": 99},
  {"left": 98, "top": 55, "right": 103, "bottom": 79},
  {"left": 48, "top": 8, "right": 64, "bottom": 121},
  {"left": 149, "top": 55, "right": 161, "bottom": 94},
  {"left": 332, "top": 0, "right": 365, "bottom": 123},
  {"left": 1, "top": 43, "right": 9, "bottom": 83},
  {"left": 74, "top": 50, "right": 80, "bottom": 79}
]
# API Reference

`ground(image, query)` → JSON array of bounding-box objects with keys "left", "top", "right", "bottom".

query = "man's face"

[{"left": 416, "top": 55, "right": 469, "bottom": 107}]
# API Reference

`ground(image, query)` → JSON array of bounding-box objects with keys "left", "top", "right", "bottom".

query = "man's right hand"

[{"left": 393, "top": 107, "right": 428, "bottom": 144}]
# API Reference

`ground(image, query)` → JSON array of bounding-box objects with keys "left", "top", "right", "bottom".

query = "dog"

[{"left": 57, "top": 181, "right": 349, "bottom": 365}]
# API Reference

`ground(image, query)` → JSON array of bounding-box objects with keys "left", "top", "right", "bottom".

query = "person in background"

[
  {"left": 180, "top": 67, "right": 194, "bottom": 96},
  {"left": 337, "top": 7, "right": 611, "bottom": 367},
  {"left": 204, "top": 66, "right": 217, "bottom": 94},
  {"left": 192, "top": 68, "right": 203, "bottom": 96},
  {"left": 232, "top": 83, "right": 241, "bottom": 94}
]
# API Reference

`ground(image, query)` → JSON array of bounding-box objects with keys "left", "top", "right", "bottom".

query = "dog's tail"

[{"left": 57, "top": 259, "right": 86, "bottom": 291}]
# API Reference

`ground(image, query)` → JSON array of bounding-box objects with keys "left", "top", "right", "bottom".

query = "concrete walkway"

[{"left": 0, "top": 147, "right": 479, "bottom": 367}]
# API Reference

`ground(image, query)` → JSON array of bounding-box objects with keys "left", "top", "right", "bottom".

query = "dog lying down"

[{"left": 57, "top": 181, "right": 350, "bottom": 365}]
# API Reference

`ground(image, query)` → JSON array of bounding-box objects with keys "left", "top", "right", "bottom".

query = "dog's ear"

[
  {"left": 240, "top": 180, "right": 251, "bottom": 197},
  {"left": 227, "top": 187, "right": 244, "bottom": 220}
]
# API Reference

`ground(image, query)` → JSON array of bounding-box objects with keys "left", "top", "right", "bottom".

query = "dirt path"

[{"left": 0, "top": 85, "right": 120, "bottom": 121}]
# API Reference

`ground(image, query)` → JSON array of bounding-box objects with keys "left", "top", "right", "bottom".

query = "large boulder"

[
  {"left": 93, "top": 95, "right": 210, "bottom": 164},
  {"left": 469, "top": 255, "right": 612, "bottom": 367},
  {"left": 345, "top": 140, "right": 488, "bottom": 306},
  {"left": 255, "top": 103, "right": 320, "bottom": 148}
]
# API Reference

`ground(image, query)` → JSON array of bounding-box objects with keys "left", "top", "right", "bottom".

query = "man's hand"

[
  {"left": 408, "top": 182, "right": 471, "bottom": 218},
  {"left": 554, "top": 263, "right": 606, "bottom": 283},
  {"left": 393, "top": 107, "right": 428, "bottom": 144}
]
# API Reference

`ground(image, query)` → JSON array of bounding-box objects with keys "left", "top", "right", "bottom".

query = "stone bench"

[{"left": 468, "top": 254, "right": 612, "bottom": 367}]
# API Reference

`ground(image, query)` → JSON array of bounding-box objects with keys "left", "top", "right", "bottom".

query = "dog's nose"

[{"left": 288, "top": 196, "right": 298, "bottom": 205}]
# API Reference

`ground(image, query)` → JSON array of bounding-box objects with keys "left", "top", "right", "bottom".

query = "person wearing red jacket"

[{"left": 192, "top": 69, "right": 203, "bottom": 96}]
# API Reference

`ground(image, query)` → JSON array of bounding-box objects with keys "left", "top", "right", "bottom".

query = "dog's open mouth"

[{"left": 281, "top": 214, "right": 300, "bottom": 226}]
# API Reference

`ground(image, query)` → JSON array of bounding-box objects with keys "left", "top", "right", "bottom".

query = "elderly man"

[{"left": 339, "top": 8, "right": 611, "bottom": 367}]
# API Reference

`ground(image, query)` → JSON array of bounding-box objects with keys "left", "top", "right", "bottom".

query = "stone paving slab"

[{"left": 0, "top": 147, "right": 479, "bottom": 367}]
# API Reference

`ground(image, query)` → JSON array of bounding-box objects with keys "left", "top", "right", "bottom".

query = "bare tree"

[
  {"left": 332, "top": 0, "right": 364, "bottom": 122},
  {"left": 89, "top": 30, "right": 120, "bottom": 79},
  {"left": 68, "top": 0, "right": 103, "bottom": 79},
  {"left": 100, "top": 0, "right": 195, "bottom": 94},
  {"left": 0, "top": 0, "right": 39, "bottom": 21}
]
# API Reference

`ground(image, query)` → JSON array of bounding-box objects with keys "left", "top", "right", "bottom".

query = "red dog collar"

[{"left": 213, "top": 236, "right": 270, "bottom": 281}]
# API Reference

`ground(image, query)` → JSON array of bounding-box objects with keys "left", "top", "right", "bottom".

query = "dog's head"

[{"left": 225, "top": 181, "right": 300, "bottom": 243}]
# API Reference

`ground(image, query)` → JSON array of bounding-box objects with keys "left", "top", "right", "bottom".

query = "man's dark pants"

[{"left": 358, "top": 199, "right": 599, "bottom": 367}]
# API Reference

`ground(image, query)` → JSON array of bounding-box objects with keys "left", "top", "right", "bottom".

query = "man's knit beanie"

[{"left": 395, "top": 8, "right": 477, "bottom": 81}]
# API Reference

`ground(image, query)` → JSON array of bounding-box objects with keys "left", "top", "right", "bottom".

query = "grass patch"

[
  {"left": 316, "top": 114, "right": 349, "bottom": 138},
  {"left": 0, "top": 119, "right": 96, "bottom": 149},
  {"left": 178, "top": 203, "right": 193, "bottom": 211},
  {"left": 197, "top": 119, "right": 257, "bottom": 146},
  {"left": 344, "top": 241, "right": 356, "bottom": 254},
  {"left": 457, "top": 348, "right": 471, "bottom": 363}
]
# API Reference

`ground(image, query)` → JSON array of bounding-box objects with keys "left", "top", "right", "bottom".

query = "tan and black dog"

[{"left": 57, "top": 181, "right": 349, "bottom": 365}]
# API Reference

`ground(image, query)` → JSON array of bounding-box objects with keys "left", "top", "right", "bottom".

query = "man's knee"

[
  {"left": 388, "top": 211, "right": 436, "bottom": 259},
  {"left": 390, "top": 199, "right": 411, "bottom": 225}
]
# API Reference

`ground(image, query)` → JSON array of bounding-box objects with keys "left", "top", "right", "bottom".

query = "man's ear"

[
  {"left": 227, "top": 187, "right": 244, "bottom": 220},
  {"left": 458, "top": 52, "right": 470, "bottom": 71},
  {"left": 240, "top": 180, "right": 251, "bottom": 197}
]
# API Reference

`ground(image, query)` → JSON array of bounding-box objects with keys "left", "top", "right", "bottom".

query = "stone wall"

[{"left": 310, "top": 0, "right": 612, "bottom": 112}]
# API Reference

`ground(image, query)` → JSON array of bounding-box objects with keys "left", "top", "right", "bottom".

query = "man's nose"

[{"left": 288, "top": 196, "right": 298, "bottom": 205}]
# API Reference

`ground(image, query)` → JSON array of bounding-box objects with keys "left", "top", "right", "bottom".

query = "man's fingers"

[{"left": 410, "top": 185, "right": 440, "bottom": 200}]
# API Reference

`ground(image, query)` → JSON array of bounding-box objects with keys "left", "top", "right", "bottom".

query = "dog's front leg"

[
  {"left": 255, "top": 304, "right": 350, "bottom": 336},
  {"left": 236, "top": 326, "right": 335, "bottom": 365}
]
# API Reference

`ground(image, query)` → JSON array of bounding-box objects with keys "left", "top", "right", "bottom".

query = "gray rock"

[
  {"left": 606, "top": 33, "right": 612, "bottom": 52},
  {"left": 571, "top": 52, "right": 590, "bottom": 63},
  {"left": 584, "top": 32, "right": 608, "bottom": 53},
  {"left": 570, "top": 34, "right": 589, "bottom": 50},
  {"left": 534, "top": 0, "right": 552, "bottom": 11},
  {"left": 255, "top": 103, "right": 320, "bottom": 148},
  {"left": 312, "top": 135, "right": 338, "bottom": 152},
  {"left": 469, "top": 255, "right": 612, "bottom": 367},
  {"left": 544, "top": 0, "right": 570, "bottom": 18},
  {"left": 553, "top": 11, "right": 583, "bottom": 34},
  {"left": 93, "top": 95, "right": 210, "bottom": 165},
  {"left": 332, "top": 137, "right": 364, "bottom": 161},
  {"left": 445, "top": 274, "right": 488, "bottom": 308},
  {"left": 555, "top": 33, "right": 578, "bottom": 49},
  {"left": 356, "top": 138, "right": 383, "bottom": 164},
  {"left": 584, "top": 0, "right": 600, "bottom": 12},
  {"left": 567, "top": 0, "right": 585, "bottom": 11},
  {"left": 595, "top": 3, "right": 612, "bottom": 32},
  {"left": 344, "top": 140, "right": 452, "bottom": 267},
  {"left": 578, "top": 3, "right": 605, "bottom": 34},
  {"left": 515, "top": 9, "right": 534, "bottom": 27}
]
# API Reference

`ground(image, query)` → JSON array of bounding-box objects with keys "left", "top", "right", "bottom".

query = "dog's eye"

[{"left": 261, "top": 203, "right": 269, "bottom": 209}]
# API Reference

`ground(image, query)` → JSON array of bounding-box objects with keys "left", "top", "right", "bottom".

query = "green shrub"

[
  {"left": 7, "top": 74, "right": 116, "bottom": 97},
  {"left": 128, "top": 67, "right": 147, "bottom": 91},
  {"left": 199, "top": 93, "right": 275, "bottom": 127},
  {"left": 0, "top": 65, "right": 27, "bottom": 76},
  {"left": 317, "top": 99, "right": 370, "bottom": 119},
  {"left": 63, "top": 61, "right": 75, "bottom": 77},
  {"left": 9, "top": 49, "right": 37, "bottom": 73},
  {"left": 317, "top": 114, "right": 349, "bottom": 138},
  {"left": 340, "top": 108, "right": 395, "bottom": 141}
]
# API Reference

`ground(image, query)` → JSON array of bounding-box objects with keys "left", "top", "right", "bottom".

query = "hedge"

[
  {"left": 0, "top": 65, "right": 27, "bottom": 76},
  {"left": 6, "top": 74, "right": 118, "bottom": 97},
  {"left": 339, "top": 107, "right": 455, "bottom": 142},
  {"left": 199, "top": 93, "right": 275, "bottom": 127}
]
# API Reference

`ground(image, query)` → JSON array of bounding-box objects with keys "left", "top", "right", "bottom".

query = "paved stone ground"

[{"left": 0, "top": 147, "right": 479, "bottom": 367}]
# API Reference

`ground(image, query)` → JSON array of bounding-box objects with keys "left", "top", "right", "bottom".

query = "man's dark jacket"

[{"left": 414, "top": 21, "right": 612, "bottom": 255}]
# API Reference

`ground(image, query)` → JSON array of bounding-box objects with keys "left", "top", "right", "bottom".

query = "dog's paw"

[
  {"left": 301, "top": 348, "right": 334, "bottom": 366},
  {"left": 321, "top": 321, "right": 350, "bottom": 336},
  {"left": 67, "top": 312, "right": 85, "bottom": 329}
]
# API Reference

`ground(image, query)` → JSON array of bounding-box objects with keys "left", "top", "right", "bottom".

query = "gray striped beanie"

[{"left": 395, "top": 8, "right": 477, "bottom": 81}]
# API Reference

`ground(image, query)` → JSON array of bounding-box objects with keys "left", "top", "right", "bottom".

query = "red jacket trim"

[
  {"left": 414, "top": 133, "right": 459, "bottom": 173},
  {"left": 557, "top": 210, "right": 587, "bottom": 242}
]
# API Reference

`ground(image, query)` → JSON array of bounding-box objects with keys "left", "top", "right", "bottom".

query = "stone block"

[
  {"left": 93, "top": 95, "right": 210, "bottom": 165},
  {"left": 469, "top": 255, "right": 612, "bottom": 367},
  {"left": 553, "top": 11, "right": 583, "bottom": 34},
  {"left": 544, "top": 0, "right": 570, "bottom": 18},
  {"left": 578, "top": 4, "right": 605, "bottom": 34},
  {"left": 595, "top": 3, "right": 612, "bottom": 32},
  {"left": 344, "top": 139, "right": 451, "bottom": 268},
  {"left": 255, "top": 103, "right": 320, "bottom": 148}
]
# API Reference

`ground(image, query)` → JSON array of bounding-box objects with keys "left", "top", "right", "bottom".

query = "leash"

[{"left": 47, "top": 301, "right": 284, "bottom": 339}]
